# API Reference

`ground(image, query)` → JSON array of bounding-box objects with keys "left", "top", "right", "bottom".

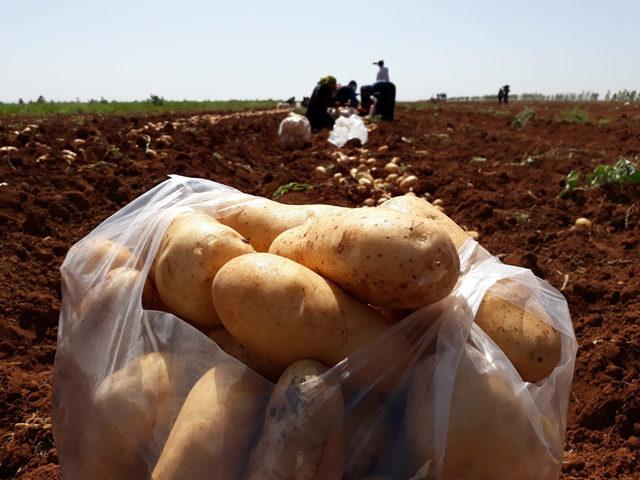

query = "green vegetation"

[
  {"left": 596, "top": 117, "right": 611, "bottom": 126},
  {"left": 512, "top": 211, "right": 530, "bottom": 224},
  {"left": 560, "top": 158, "right": 640, "bottom": 197},
  {"left": 556, "top": 106, "right": 588, "bottom": 124},
  {"left": 272, "top": 182, "right": 313, "bottom": 199},
  {"left": 469, "top": 156, "right": 487, "bottom": 164},
  {"left": 0, "top": 98, "right": 279, "bottom": 117},
  {"left": 512, "top": 107, "right": 536, "bottom": 129}
]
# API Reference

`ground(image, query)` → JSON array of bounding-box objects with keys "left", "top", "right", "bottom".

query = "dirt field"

[{"left": 1, "top": 102, "right": 638, "bottom": 479}]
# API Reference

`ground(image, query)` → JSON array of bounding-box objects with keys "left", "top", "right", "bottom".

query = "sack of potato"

[{"left": 53, "top": 175, "right": 577, "bottom": 480}]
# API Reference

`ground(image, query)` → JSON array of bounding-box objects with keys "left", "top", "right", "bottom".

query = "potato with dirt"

[
  {"left": 212, "top": 253, "right": 393, "bottom": 367},
  {"left": 269, "top": 208, "right": 460, "bottom": 309},
  {"left": 475, "top": 279, "right": 562, "bottom": 383},
  {"left": 405, "top": 349, "right": 559, "bottom": 480},
  {"left": 380, "top": 195, "right": 561, "bottom": 382},
  {"left": 380, "top": 195, "right": 473, "bottom": 249},
  {"left": 152, "top": 361, "right": 269, "bottom": 480},
  {"left": 152, "top": 210, "right": 255, "bottom": 328},
  {"left": 343, "top": 396, "right": 393, "bottom": 480},
  {"left": 79, "top": 352, "right": 175, "bottom": 480},
  {"left": 245, "top": 359, "right": 344, "bottom": 480},
  {"left": 207, "top": 326, "right": 284, "bottom": 382},
  {"left": 216, "top": 198, "right": 345, "bottom": 252}
]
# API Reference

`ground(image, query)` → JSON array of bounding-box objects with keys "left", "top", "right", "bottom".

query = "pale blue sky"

[{"left": 1, "top": 0, "right": 638, "bottom": 102}]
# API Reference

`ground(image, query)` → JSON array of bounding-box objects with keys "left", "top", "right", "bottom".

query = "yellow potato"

[
  {"left": 405, "top": 349, "right": 558, "bottom": 480},
  {"left": 80, "top": 267, "right": 154, "bottom": 322},
  {"left": 212, "top": 253, "right": 391, "bottom": 367},
  {"left": 70, "top": 238, "right": 135, "bottom": 274},
  {"left": 207, "top": 326, "right": 284, "bottom": 382},
  {"left": 246, "top": 360, "right": 344, "bottom": 480},
  {"left": 343, "top": 396, "right": 393, "bottom": 480},
  {"left": 153, "top": 211, "right": 255, "bottom": 328},
  {"left": 269, "top": 208, "right": 460, "bottom": 309},
  {"left": 152, "top": 362, "right": 268, "bottom": 480},
  {"left": 476, "top": 280, "right": 562, "bottom": 383},
  {"left": 79, "top": 353, "right": 174, "bottom": 480},
  {"left": 381, "top": 196, "right": 561, "bottom": 382},
  {"left": 380, "top": 195, "right": 472, "bottom": 249},
  {"left": 216, "top": 199, "right": 345, "bottom": 252}
]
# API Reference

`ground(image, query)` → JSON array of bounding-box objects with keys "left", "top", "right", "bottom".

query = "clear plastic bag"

[
  {"left": 53, "top": 175, "right": 577, "bottom": 480},
  {"left": 328, "top": 114, "right": 369, "bottom": 147}
]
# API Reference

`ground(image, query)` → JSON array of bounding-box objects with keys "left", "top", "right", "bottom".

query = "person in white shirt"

[{"left": 374, "top": 60, "right": 389, "bottom": 82}]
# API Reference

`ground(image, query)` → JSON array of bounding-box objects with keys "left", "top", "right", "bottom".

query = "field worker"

[
  {"left": 498, "top": 85, "right": 510, "bottom": 104},
  {"left": 305, "top": 75, "right": 338, "bottom": 131},
  {"left": 335, "top": 80, "right": 359, "bottom": 107},
  {"left": 374, "top": 60, "right": 390, "bottom": 82}
]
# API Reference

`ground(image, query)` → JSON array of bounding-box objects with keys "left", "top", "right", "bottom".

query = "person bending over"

[
  {"left": 305, "top": 76, "right": 337, "bottom": 131},
  {"left": 335, "top": 80, "right": 359, "bottom": 108}
]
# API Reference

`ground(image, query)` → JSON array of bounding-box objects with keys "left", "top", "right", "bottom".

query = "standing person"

[
  {"left": 374, "top": 60, "right": 389, "bottom": 82},
  {"left": 502, "top": 85, "right": 510, "bottom": 104},
  {"left": 498, "top": 87, "right": 504, "bottom": 104},
  {"left": 305, "top": 76, "right": 337, "bottom": 131}
]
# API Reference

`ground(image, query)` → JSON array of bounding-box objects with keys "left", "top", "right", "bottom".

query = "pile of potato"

[{"left": 78, "top": 193, "right": 563, "bottom": 480}]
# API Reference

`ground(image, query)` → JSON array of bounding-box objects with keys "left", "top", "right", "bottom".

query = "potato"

[
  {"left": 380, "top": 195, "right": 472, "bottom": 249},
  {"left": 80, "top": 267, "right": 155, "bottom": 322},
  {"left": 141, "top": 278, "right": 168, "bottom": 312},
  {"left": 343, "top": 396, "right": 393, "bottom": 480},
  {"left": 71, "top": 238, "right": 135, "bottom": 274},
  {"left": 381, "top": 196, "right": 561, "bottom": 382},
  {"left": 152, "top": 362, "right": 268, "bottom": 480},
  {"left": 207, "top": 326, "right": 284, "bottom": 382},
  {"left": 476, "top": 280, "right": 562, "bottom": 383},
  {"left": 245, "top": 360, "right": 344, "bottom": 480},
  {"left": 79, "top": 353, "right": 174, "bottom": 480},
  {"left": 405, "top": 349, "right": 558, "bottom": 480},
  {"left": 212, "top": 253, "right": 391, "bottom": 368},
  {"left": 216, "top": 199, "right": 345, "bottom": 252},
  {"left": 269, "top": 208, "right": 460, "bottom": 309},
  {"left": 153, "top": 211, "right": 254, "bottom": 328}
]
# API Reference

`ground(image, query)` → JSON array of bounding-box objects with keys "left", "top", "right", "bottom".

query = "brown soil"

[{"left": 1, "top": 102, "right": 639, "bottom": 479}]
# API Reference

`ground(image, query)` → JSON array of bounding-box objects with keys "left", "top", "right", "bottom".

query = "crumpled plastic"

[{"left": 53, "top": 175, "right": 576, "bottom": 480}]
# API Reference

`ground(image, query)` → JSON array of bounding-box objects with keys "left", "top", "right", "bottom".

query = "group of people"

[
  {"left": 305, "top": 60, "right": 396, "bottom": 131},
  {"left": 498, "top": 85, "right": 510, "bottom": 104}
]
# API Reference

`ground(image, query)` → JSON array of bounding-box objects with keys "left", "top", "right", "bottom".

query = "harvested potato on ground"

[
  {"left": 405, "top": 349, "right": 558, "bottom": 480},
  {"left": 152, "top": 362, "right": 268, "bottom": 480},
  {"left": 246, "top": 360, "right": 344, "bottom": 480},
  {"left": 153, "top": 211, "right": 254, "bottom": 329},
  {"left": 216, "top": 199, "right": 345, "bottom": 252},
  {"left": 212, "top": 253, "right": 392, "bottom": 367},
  {"left": 80, "top": 353, "right": 174, "bottom": 480},
  {"left": 207, "top": 326, "right": 284, "bottom": 382},
  {"left": 476, "top": 280, "right": 562, "bottom": 383},
  {"left": 269, "top": 208, "right": 460, "bottom": 309},
  {"left": 380, "top": 195, "right": 472, "bottom": 249},
  {"left": 70, "top": 238, "right": 135, "bottom": 274},
  {"left": 381, "top": 196, "right": 561, "bottom": 382}
]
